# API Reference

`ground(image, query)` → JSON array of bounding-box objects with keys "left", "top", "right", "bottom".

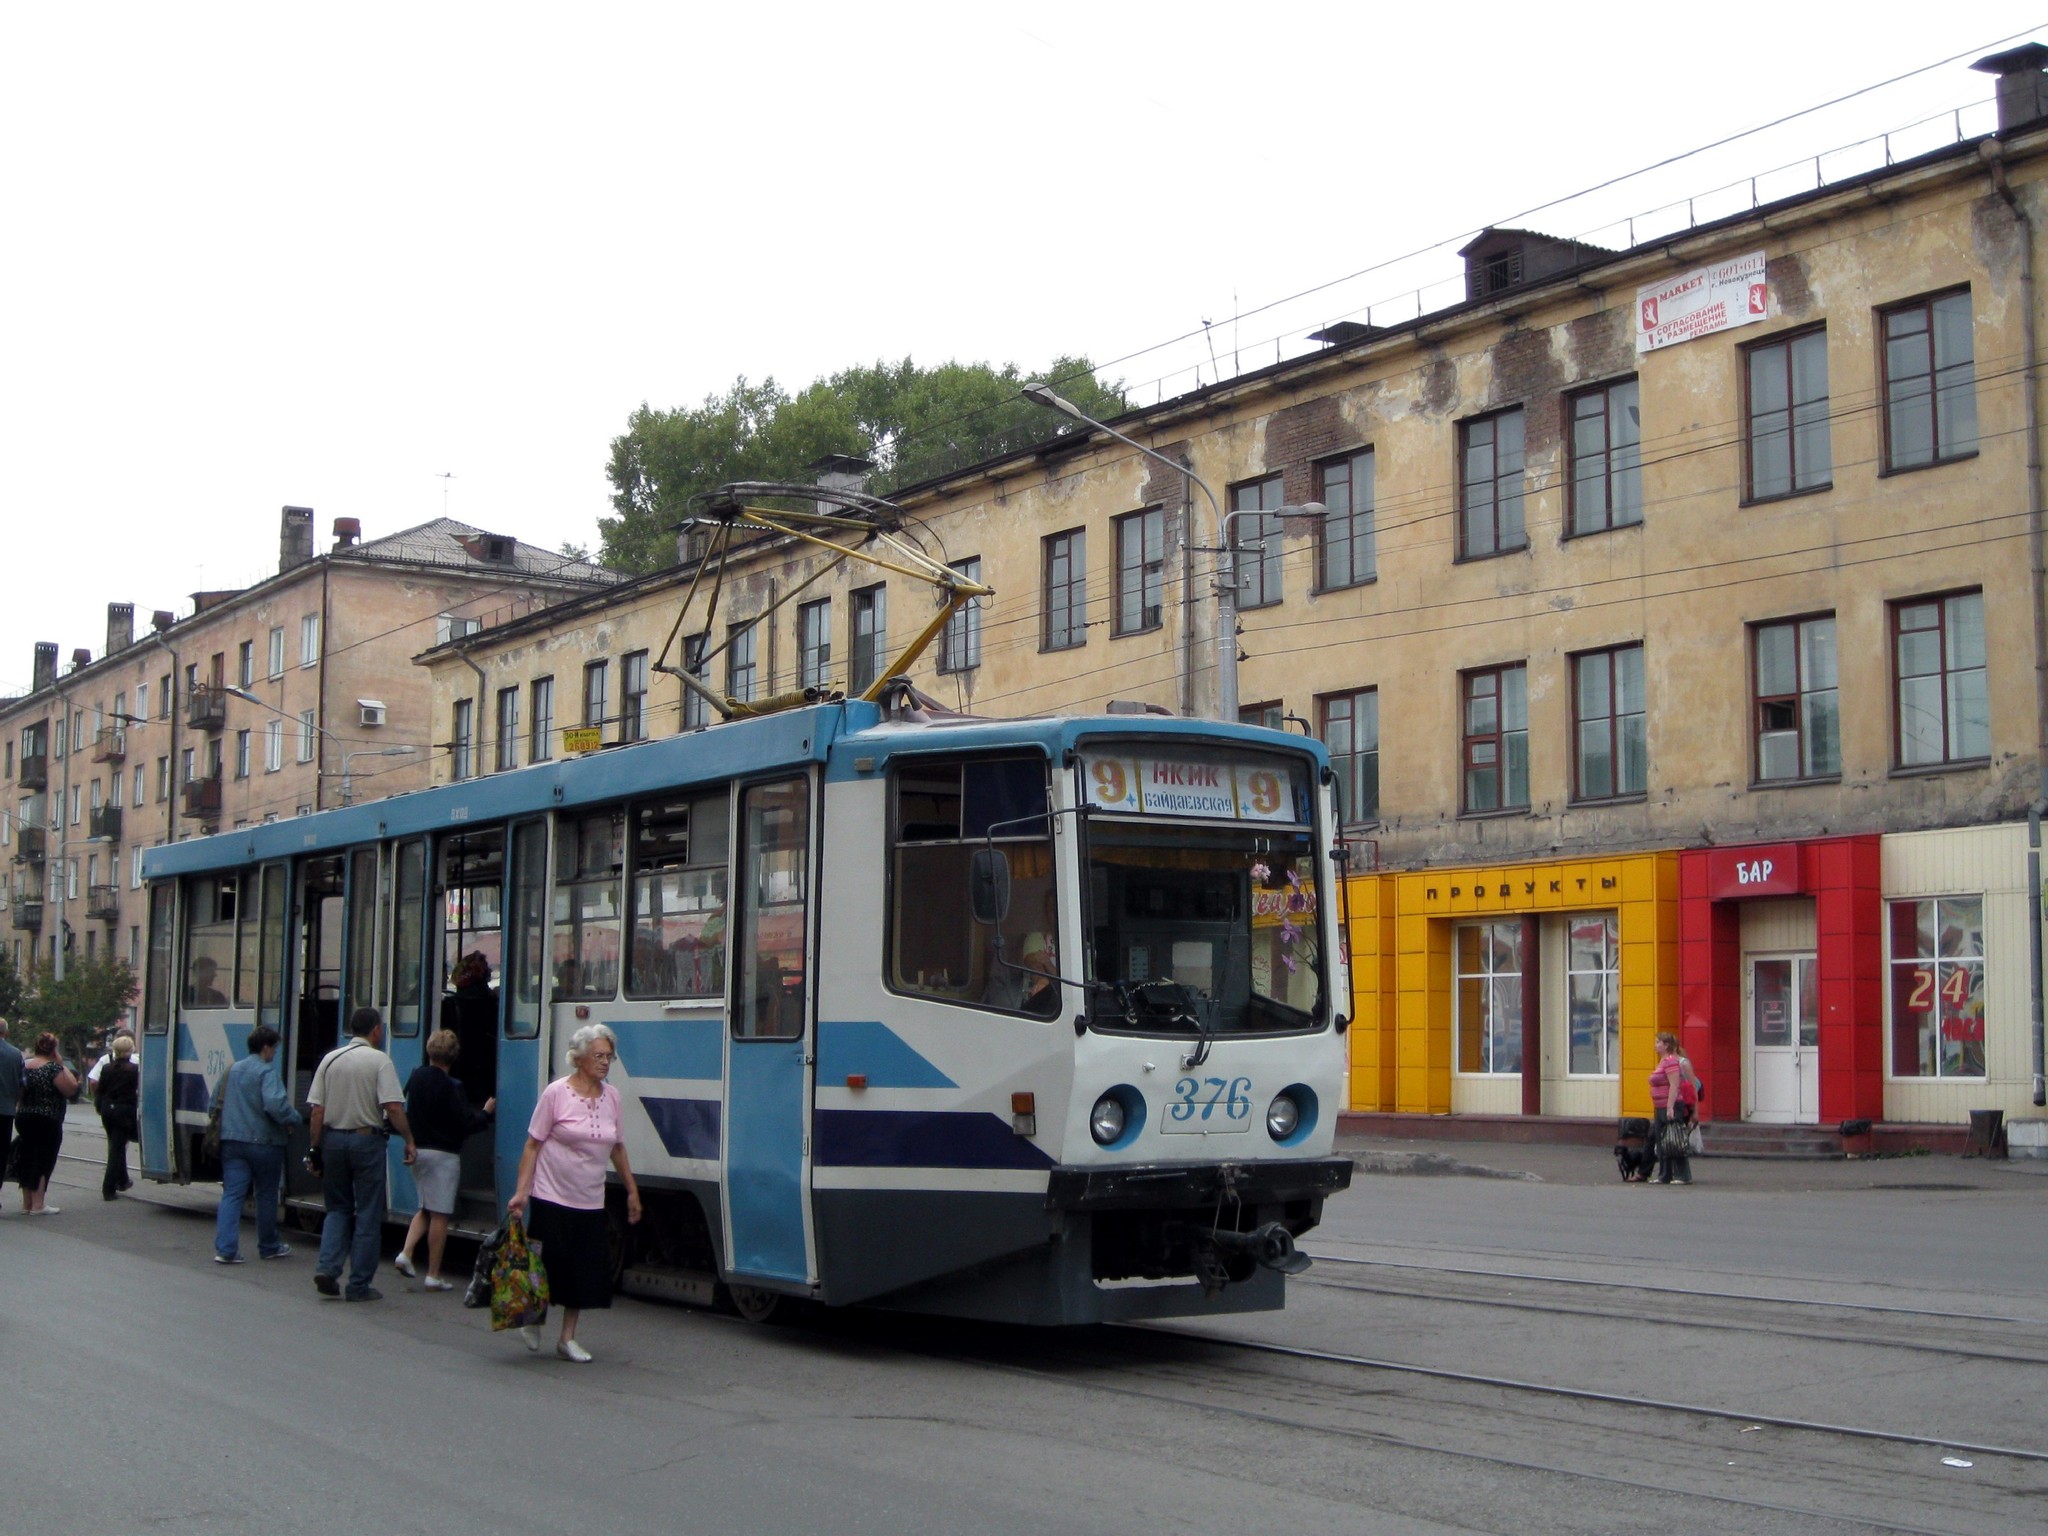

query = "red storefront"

[{"left": 1677, "top": 835, "right": 1885, "bottom": 1124}]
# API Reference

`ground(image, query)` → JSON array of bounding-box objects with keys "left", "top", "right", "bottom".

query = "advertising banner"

[{"left": 1636, "top": 251, "right": 1769, "bottom": 353}]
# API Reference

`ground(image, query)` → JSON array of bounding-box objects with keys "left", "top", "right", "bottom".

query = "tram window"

[
  {"left": 256, "top": 865, "right": 287, "bottom": 1023},
  {"left": 735, "top": 778, "right": 808, "bottom": 1039},
  {"left": 440, "top": 830, "right": 505, "bottom": 987},
  {"left": 628, "top": 793, "right": 729, "bottom": 998},
  {"left": 390, "top": 840, "right": 427, "bottom": 1034},
  {"left": 345, "top": 847, "right": 380, "bottom": 1020},
  {"left": 505, "top": 819, "right": 547, "bottom": 1038},
  {"left": 889, "top": 757, "right": 1057, "bottom": 1016},
  {"left": 143, "top": 883, "right": 174, "bottom": 1034},
  {"left": 553, "top": 811, "right": 623, "bottom": 999},
  {"left": 184, "top": 875, "right": 240, "bottom": 1009}
]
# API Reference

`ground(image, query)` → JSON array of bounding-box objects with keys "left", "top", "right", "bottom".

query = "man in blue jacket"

[{"left": 212, "top": 1025, "right": 302, "bottom": 1264}]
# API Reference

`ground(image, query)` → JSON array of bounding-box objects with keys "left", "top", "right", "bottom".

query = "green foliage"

[
  {"left": 597, "top": 357, "right": 1128, "bottom": 573},
  {"left": 0, "top": 948, "right": 28, "bottom": 1047},
  {"left": 16, "top": 955, "right": 138, "bottom": 1059}
]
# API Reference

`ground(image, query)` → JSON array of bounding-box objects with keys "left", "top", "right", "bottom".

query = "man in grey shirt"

[
  {"left": 0, "top": 1031, "right": 21, "bottom": 1210},
  {"left": 306, "top": 1008, "right": 415, "bottom": 1302}
]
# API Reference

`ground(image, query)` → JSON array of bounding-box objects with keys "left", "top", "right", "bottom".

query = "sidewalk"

[{"left": 1335, "top": 1129, "right": 2048, "bottom": 1191}]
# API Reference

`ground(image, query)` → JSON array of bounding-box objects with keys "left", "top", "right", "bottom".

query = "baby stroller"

[{"left": 1614, "top": 1117, "right": 1655, "bottom": 1182}]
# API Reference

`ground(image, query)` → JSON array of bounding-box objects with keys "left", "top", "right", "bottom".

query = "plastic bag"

[
  {"left": 464, "top": 1222, "right": 507, "bottom": 1309},
  {"left": 487, "top": 1215, "right": 549, "bottom": 1331}
]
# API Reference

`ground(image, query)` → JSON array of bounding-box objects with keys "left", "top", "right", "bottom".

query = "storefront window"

[
  {"left": 1566, "top": 914, "right": 1619, "bottom": 1075},
  {"left": 1889, "top": 896, "right": 1985, "bottom": 1078},
  {"left": 1456, "top": 921, "right": 1523, "bottom": 1074}
]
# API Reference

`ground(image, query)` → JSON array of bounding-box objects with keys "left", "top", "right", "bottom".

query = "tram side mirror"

[{"left": 969, "top": 846, "right": 1012, "bottom": 926}]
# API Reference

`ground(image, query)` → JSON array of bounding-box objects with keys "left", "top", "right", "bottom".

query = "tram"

[{"left": 139, "top": 694, "right": 1353, "bottom": 1324}]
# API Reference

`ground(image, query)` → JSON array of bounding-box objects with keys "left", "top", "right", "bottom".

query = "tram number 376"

[{"left": 1168, "top": 1076, "right": 1253, "bottom": 1122}]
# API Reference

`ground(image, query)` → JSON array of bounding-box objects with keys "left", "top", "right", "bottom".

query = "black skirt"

[{"left": 526, "top": 1196, "right": 613, "bottom": 1311}]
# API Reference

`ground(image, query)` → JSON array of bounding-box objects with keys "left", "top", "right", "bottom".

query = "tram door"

[
  {"left": 722, "top": 776, "right": 817, "bottom": 1284},
  {"left": 284, "top": 856, "right": 347, "bottom": 1199}
]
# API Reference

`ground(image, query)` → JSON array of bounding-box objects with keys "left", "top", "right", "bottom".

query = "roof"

[{"left": 339, "top": 518, "right": 625, "bottom": 584}]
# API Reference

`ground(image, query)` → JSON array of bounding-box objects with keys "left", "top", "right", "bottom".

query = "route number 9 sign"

[{"left": 1081, "top": 751, "right": 1300, "bottom": 823}]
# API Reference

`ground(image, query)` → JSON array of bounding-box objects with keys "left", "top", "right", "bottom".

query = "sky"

[{"left": 2, "top": 3, "right": 2043, "bottom": 695}]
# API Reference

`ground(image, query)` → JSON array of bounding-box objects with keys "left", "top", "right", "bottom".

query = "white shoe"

[
  {"left": 518, "top": 1325, "right": 541, "bottom": 1353},
  {"left": 556, "top": 1339, "right": 592, "bottom": 1363},
  {"left": 422, "top": 1275, "right": 454, "bottom": 1292},
  {"left": 393, "top": 1252, "right": 417, "bottom": 1278}
]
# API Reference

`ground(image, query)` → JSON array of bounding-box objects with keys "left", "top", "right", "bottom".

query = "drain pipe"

[{"left": 1985, "top": 138, "right": 2048, "bottom": 1106}]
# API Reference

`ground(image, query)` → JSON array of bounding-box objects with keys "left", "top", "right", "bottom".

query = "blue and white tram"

[{"left": 139, "top": 700, "right": 1353, "bottom": 1324}]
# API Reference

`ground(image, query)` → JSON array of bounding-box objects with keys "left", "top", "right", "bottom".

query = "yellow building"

[{"left": 424, "top": 47, "right": 2048, "bottom": 1130}]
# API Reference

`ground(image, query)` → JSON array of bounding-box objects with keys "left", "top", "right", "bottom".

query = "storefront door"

[{"left": 1748, "top": 954, "right": 1818, "bottom": 1123}]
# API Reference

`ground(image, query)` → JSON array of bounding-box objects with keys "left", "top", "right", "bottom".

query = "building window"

[
  {"left": 267, "top": 628, "right": 284, "bottom": 679},
  {"left": 159, "top": 674, "right": 172, "bottom": 717},
  {"left": 530, "top": 677, "right": 554, "bottom": 763},
  {"left": 1239, "top": 702, "right": 1283, "bottom": 732},
  {"left": 727, "top": 625, "right": 757, "bottom": 704},
  {"left": 1042, "top": 530, "right": 1087, "bottom": 651},
  {"left": 236, "top": 641, "right": 254, "bottom": 688},
  {"left": 1889, "top": 896, "right": 1985, "bottom": 1078},
  {"left": 234, "top": 730, "right": 251, "bottom": 780},
  {"left": 300, "top": 613, "right": 319, "bottom": 668},
  {"left": 132, "top": 764, "right": 144, "bottom": 808},
  {"left": 1893, "top": 590, "right": 1987, "bottom": 767},
  {"left": 621, "top": 650, "right": 649, "bottom": 742},
  {"left": 1567, "top": 913, "right": 1621, "bottom": 1075},
  {"left": 157, "top": 755, "right": 172, "bottom": 798},
  {"left": 136, "top": 680, "right": 149, "bottom": 720},
  {"left": 131, "top": 845, "right": 144, "bottom": 890},
  {"left": 1230, "top": 473, "right": 1284, "bottom": 609},
  {"left": 681, "top": 635, "right": 711, "bottom": 729},
  {"left": 1455, "top": 920, "right": 1524, "bottom": 1074},
  {"left": 939, "top": 558, "right": 982, "bottom": 673},
  {"left": 495, "top": 687, "right": 519, "bottom": 772},
  {"left": 848, "top": 587, "right": 886, "bottom": 696},
  {"left": 1882, "top": 290, "right": 1978, "bottom": 471},
  {"left": 1114, "top": 509, "right": 1163, "bottom": 636},
  {"left": 296, "top": 709, "right": 316, "bottom": 764},
  {"left": 1745, "top": 327, "right": 1830, "bottom": 501},
  {"left": 1753, "top": 615, "right": 1839, "bottom": 782},
  {"left": 1572, "top": 644, "right": 1646, "bottom": 802},
  {"left": 451, "top": 699, "right": 473, "bottom": 781},
  {"left": 1568, "top": 379, "right": 1641, "bottom": 535},
  {"left": 1463, "top": 664, "right": 1529, "bottom": 813},
  {"left": 1320, "top": 688, "right": 1379, "bottom": 826},
  {"left": 1459, "top": 408, "right": 1526, "bottom": 559},
  {"left": 264, "top": 722, "right": 281, "bottom": 773},
  {"left": 797, "top": 602, "right": 831, "bottom": 692},
  {"left": 583, "top": 660, "right": 609, "bottom": 736},
  {"left": 1316, "top": 450, "right": 1375, "bottom": 590}
]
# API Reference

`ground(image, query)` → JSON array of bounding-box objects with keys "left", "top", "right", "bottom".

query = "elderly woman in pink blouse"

[{"left": 505, "top": 1023, "right": 642, "bottom": 1362}]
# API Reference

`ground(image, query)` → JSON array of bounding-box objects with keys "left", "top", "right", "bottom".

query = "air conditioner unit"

[{"left": 358, "top": 700, "right": 386, "bottom": 728}]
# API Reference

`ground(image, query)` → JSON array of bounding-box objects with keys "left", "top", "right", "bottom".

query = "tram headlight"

[
  {"left": 1089, "top": 1093, "right": 1126, "bottom": 1146},
  {"left": 1265, "top": 1092, "right": 1301, "bottom": 1141}
]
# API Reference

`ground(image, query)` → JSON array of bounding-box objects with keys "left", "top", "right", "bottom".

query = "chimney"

[
  {"left": 69, "top": 647, "right": 92, "bottom": 673},
  {"left": 279, "top": 505, "right": 315, "bottom": 572},
  {"left": 811, "top": 453, "right": 875, "bottom": 518},
  {"left": 332, "top": 516, "right": 362, "bottom": 551},
  {"left": 31, "top": 642, "right": 57, "bottom": 692},
  {"left": 1974, "top": 45, "right": 2048, "bottom": 133},
  {"left": 106, "top": 602, "right": 134, "bottom": 656},
  {"left": 150, "top": 610, "right": 175, "bottom": 634}
]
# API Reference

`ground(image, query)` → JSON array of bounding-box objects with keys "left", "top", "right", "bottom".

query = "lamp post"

[
  {"left": 339, "top": 746, "right": 418, "bottom": 806},
  {"left": 1020, "top": 382, "right": 1321, "bottom": 721}
]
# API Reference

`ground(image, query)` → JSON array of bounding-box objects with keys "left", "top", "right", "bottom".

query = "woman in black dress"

[{"left": 16, "top": 1033, "right": 79, "bottom": 1214}]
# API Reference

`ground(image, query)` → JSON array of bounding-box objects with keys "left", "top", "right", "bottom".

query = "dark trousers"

[
  {"left": 14, "top": 1115, "right": 63, "bottom": 1193},
  {"left": 317, "top": 1130, "right": 388, "bottom": 1297},
  {"left": 1652, "top": 1106, "right": 1695, "bottom": 1183},
  {"left": 101, "top": 1108, "right": 137, "bottom": 1197}
]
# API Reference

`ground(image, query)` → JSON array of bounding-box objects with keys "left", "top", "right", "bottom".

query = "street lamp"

[
  {"left": 339, "top": 746, "right": 418, "bottom": 806},
  {"left": 222, "top": 687, "right": 417, "bottom": 808},
  {"left": 1020, "top": 381, "right": 1321, "bottom": 721}
]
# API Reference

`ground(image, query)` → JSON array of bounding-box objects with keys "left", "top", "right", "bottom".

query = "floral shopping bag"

[{"left": 486, "top": 1215, "right": 550, "bottom": 1331}]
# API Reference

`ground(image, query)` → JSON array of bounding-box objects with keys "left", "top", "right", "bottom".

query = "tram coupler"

[{"left": 1207, "top": 1220, "right": 1312, "bottom": 1276}]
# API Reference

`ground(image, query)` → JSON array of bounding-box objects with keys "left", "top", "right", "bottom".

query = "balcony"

[
  {"left": 86, "top": 884, "right": 121, "bottom": 921},
  {"left": 89, "top": 805, "right": 122, "bottom": 843},
  {"left": 187, "top": 686, "right": 228, "bottom": 732},
  {"left": 11, "top": 901, "right": 41, "bottom": 932},
  {"left": 18, "top": 752, "right": 47, "bottom": 790},
  {"left": 12, "top": 826, "right": 45, "bottom": 863},
  {"left": 92, "top": 727, "right": 126, "bottom": 764},
  {"left": 181, "top": 774, "right": 223, "bottom": 821}
]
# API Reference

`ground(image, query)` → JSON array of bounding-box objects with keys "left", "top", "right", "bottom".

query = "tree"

[
  {"left": 0, "top": 948, "right": 29, "bottom": 1048},
  {"left": 597, "top": 357, "right": 1128, "bottom": 573},
  {"left": 20, "top": 955, "right": 138, "bottom": 1060}
]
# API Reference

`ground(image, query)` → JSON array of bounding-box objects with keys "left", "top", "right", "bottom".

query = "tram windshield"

[{"left": 1077, "top": 747, "right": 1324, "bottom": 1037}]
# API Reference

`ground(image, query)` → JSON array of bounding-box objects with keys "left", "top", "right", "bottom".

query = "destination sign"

[
  {"left": 561, "top": 727, "right": 603, "bottom": 754},
  {"left": 1080, "top": 751, "right": 1301, "bottom": 823}
]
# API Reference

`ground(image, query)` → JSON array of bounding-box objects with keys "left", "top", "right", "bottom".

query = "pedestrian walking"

[
  {"left": 213, "top": 1025, "right": 302, "bottom": 1263},
  {"left": 394, "top": 1029, "right": 494, "bottom": 1291},
  {"left": 504, "top": 1023, "right": 641, "bottom": 1362},
  {"left": 1648, "top": 1030, "right": 1702, "bottom": 1186},
  {"left": 94, "top": 1034, "right": 141, "bottom": 1200},
  {"left": 0, "top": 1026, "right": 22, "bottom": 1211},
  {"left": 306, "top": 1007, "right": 415, "bottom": 1301},
  {"left": 15, "top": 1033, "right": 80, "bottom": 1214}
]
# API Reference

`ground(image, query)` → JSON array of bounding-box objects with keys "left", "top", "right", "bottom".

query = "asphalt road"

[{"left": 5, "top": 1121, "right": 2045, "bottom": 1535}]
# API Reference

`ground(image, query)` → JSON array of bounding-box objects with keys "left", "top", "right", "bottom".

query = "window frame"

[
  {"left": 1319, "top": 687, "right": 1379, "bottom": 828},
  {"left": 1565, "top": 912, "right": 1621, "bottom": 1078},
  {"left": 1887, "top": 893, "right": 1986, "bottom": 1080},
  {"left": 1879, "top": 288, "right": 1979, "bottom": 475},
  {"left": 848, "top": 586, "right": 887, "bottom": 695},
  {"left": 938, "top": 557, "right": 982, "bottom": 674},
  {"left": 727, "top": 625, "right": 758, "bottom": 703},
  {"left": 681, "top": 635, "right": 711, "bottom": 729},
  {"left": 1457, "top": 407, "right": 1527, "bottom": 561},
  {"left": 1314, "top": 449, "right": 1376, "bottom": 591},
  {"left": 495, "top": 686, "right": 520, "bottom": 772},
  {"left": 1229, "top": 473, "right": 1285, "bottom": 610},
  {"left": 1750, "top": 612, "right": 1840, "bottom": 785},
  {"left": 797, "top": 600, "right": 831, "bottom": 692},
  {"left": 1113, "top": 508, "right": 1164, "bottom": 637},
  {"left": 582, "top": 659, "right": 609, "bottom": 738},
  {"left": 1565, "top": 377, "right": 1642, "bottom": 537},
  {"left": 450, "top": 698, "right": 473, "bottom": 781},
  {"left": 1454, "top": 919, "right": 1525, "bottom": 1076},
  {"left": 529, "top": 676, "right": 554, "bottom": 763},
  {"left": 300, "top": 613, "right": 319, "bottom": 668},
  {"left": 1042, "top": 529, "right": 1087, "bottom": 651},
  {"left": 1891, "top": 588, "right": 1989, "bottom": 770},
  {"left": 1741, "top": 325, "right": 1832, "bottom": 504},
  {"left": 1569, "top": 643, "right": 1647, "bottom": 804},
  {"left": 1461, "top": 663, "right": 1530, "bottom": 815},
  {"left": 620, "top": 649, "right": 649, "bottom": 743}
]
